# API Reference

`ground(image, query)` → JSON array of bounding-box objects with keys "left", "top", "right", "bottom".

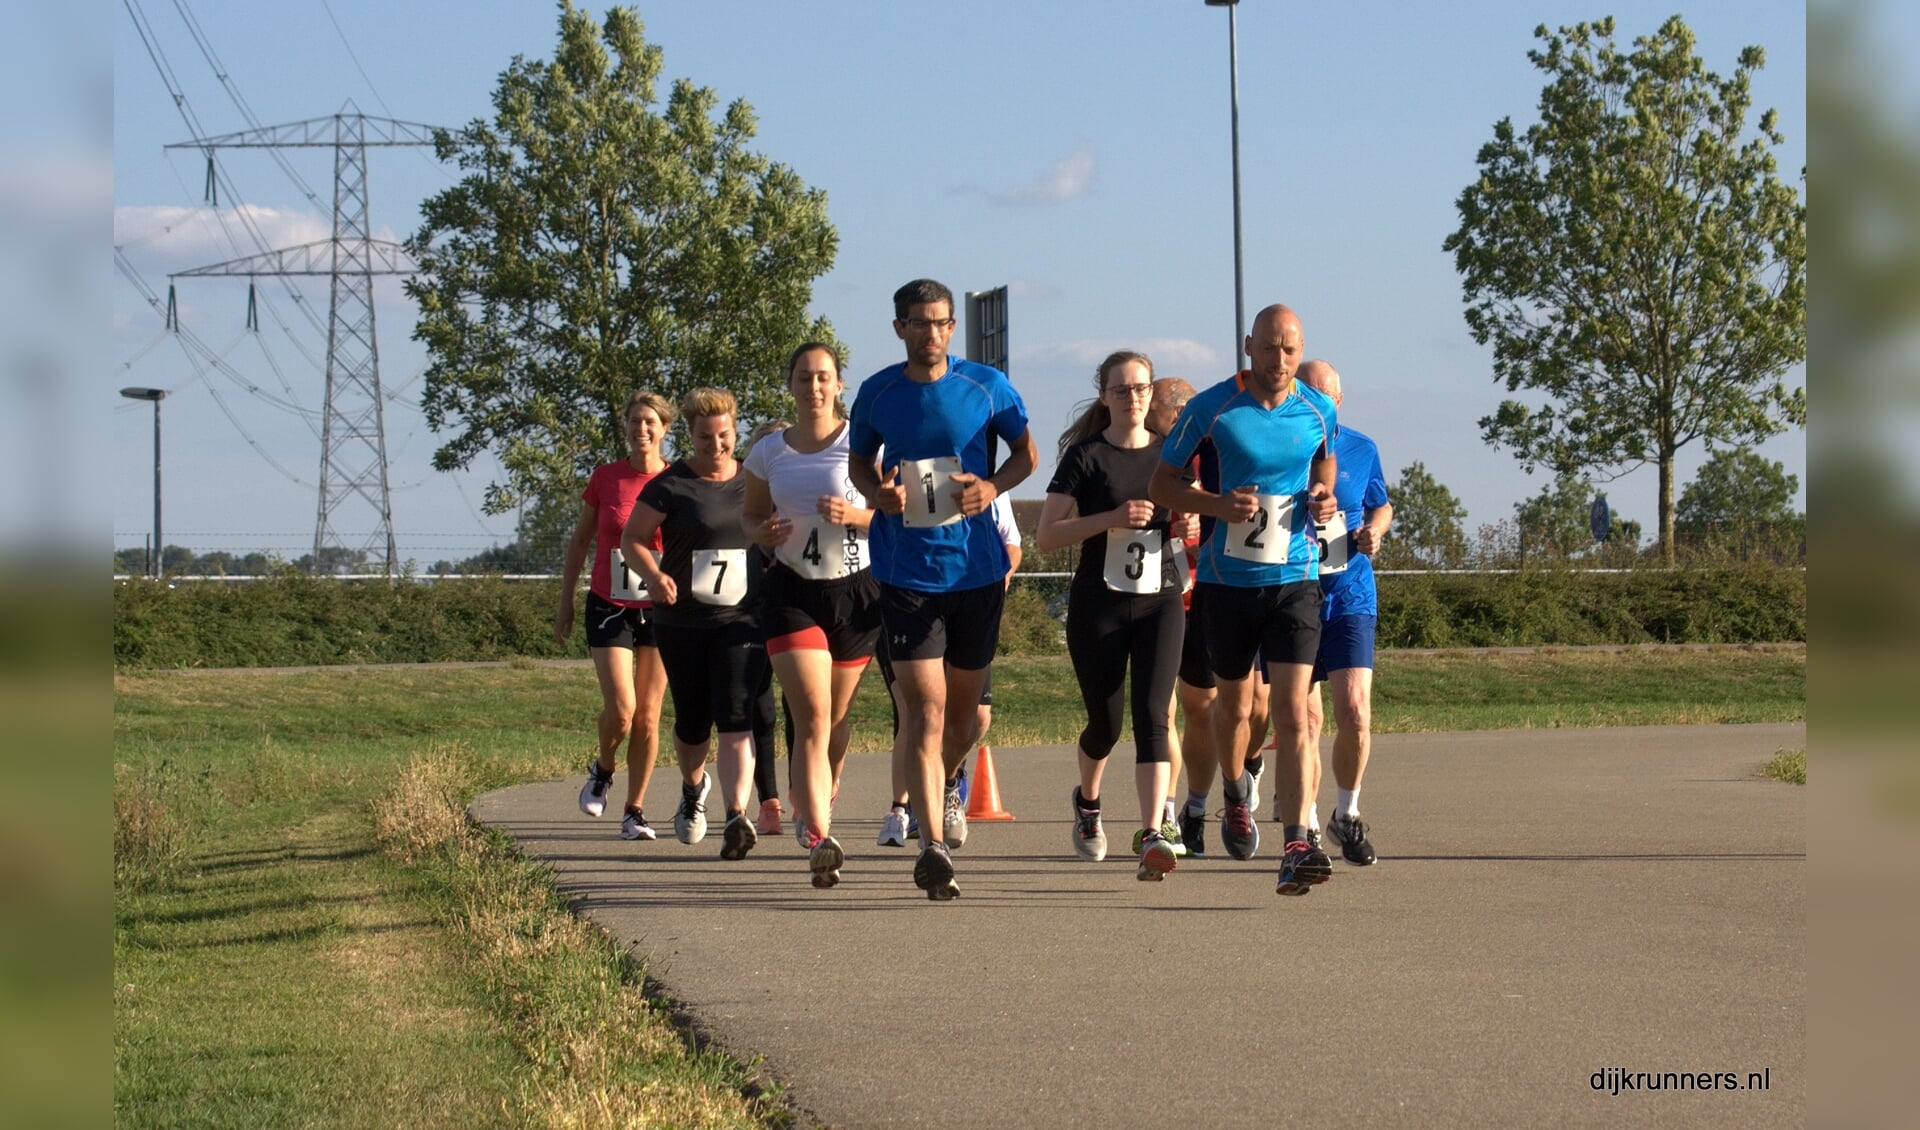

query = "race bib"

[
  {"left": 689, "top": 547, "right": 748, "bottom": 606},
  {"left": 1103, "top": 528, "right": 1164, "bottom": 594},
  {"left": 607, "top": 546, "right": 650, "bottom": 602},
  {"left": 1169, "top": 537, "right": 1194, "bottom": 594},
  {"left": 781, "top": 514, "right": 862, "bottom": 581},
  {"left": 899, "top": 455, "right": 965, "bottom": 528},
  {"left": 1315, "top": 511, "right": 1351, "bottom": 576},
  {"left": 1223, "top": 493, "right": 1295, "bottom": 564}
]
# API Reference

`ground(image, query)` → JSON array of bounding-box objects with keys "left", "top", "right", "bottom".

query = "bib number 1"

[{"left": 899, "top": 455, "right": 964, "bottom": 528}]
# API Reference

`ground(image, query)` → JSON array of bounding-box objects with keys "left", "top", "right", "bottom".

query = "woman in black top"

[
  {"left": 1036, "top": 351, "right": 1188, "bottom": 881},
  {"left": 622, "top": 388, "right": 769, "bottom": 861}
]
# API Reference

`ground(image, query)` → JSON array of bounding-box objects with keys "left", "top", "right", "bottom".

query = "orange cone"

[{"left": 965, "top": 745, "right": 1015, "bottom": 821}]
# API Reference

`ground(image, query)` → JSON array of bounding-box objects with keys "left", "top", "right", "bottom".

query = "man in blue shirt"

[
  {"left": 1297, "top": 360, "right": 1392, "bottom": 867},
  {"left": 849, "top": 278, "right": 1037, "bottom": 900},
  {"left": 1150, "top": 303, "right": 1340, "bottom": 895}
]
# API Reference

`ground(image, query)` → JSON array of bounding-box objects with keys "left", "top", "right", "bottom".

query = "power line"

[{"left": 319, "top": 0, "right": 395, "bottom": 118}]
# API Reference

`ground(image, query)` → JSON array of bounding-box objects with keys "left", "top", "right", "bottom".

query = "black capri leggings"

[
  {"left": 654, "top": 619, "right": 771, "bottom": 746},
  {"left": 1064, "top": 582, "right": 1184, "bottom": 764}
]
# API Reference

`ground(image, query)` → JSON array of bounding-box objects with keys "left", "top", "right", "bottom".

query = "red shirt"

[{"left": 583, "top": 460, "right": 664, "bottom": 606}]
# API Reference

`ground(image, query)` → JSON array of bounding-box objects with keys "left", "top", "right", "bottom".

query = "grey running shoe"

[
  {"left": 1220, "top": 799, "right": 1260, "bottom": 861},
  {"left": 720, "top": 812, "right": 758, "bottom": 860},
  {"left": 808, "top": 834, "right": 845, "bottom": 889},
  {"left": 1244, "top": 755, "right": 1265, "bottom": 818},
  {"left": 620, "top": 808, "right": 656, "bottom": 842},
  {"left": 913, "top": 842, "right": 959, "bottom": 901},
  {"left": 1137, "top": 830, "right": 1178, "bottom": 882},
  {"left": 1275, "top": 838, "right": 1334, "bottom": 895},
  {"left": 674, "top": 773, "right": 711, "bottom": 845},
  {"left": 1070, "top": 791, "right": 1107, "bottom": 862},
  {"left": 877, "top": 807, "right": 910, "bottom": 848},
  {"left": 579, "top": 761, "right": 614, "bottom": 817},
  {"left": 1178, "top": 807, "right": 1207, "bottom": 858},
  {"left": 1327, "top": 813, "right": 1376, "bottom": 866},
  {"left": 943, "top": 783, "right": 968, "bottom": 851}
]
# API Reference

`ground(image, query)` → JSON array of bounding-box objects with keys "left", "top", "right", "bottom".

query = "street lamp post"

[
  {"left": 1204, "top": 0, "right": 1246, "bottom": 367},
  {"left": 120, "top": 387, "right": 166, "bottom": 578}
]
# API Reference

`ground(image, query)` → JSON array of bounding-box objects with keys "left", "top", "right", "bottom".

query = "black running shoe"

[
  {"left": 913, "top": 843, "right": 960, "bottom": 901},
  {"left": 720, "top": 812, "right": 758, "bottom": 860},
  {"left": 1275, "top": 839, "right": 1334, "bottom": 895},
  {"left": 1220, "top": 799, "right": 1260, "bottom": 861},
  {"left": 1327, "top": 813, "right": 1376, "bottom": 866},
  {"left": 1178, "top": 807, "right": 1207, "bottom": 858}
]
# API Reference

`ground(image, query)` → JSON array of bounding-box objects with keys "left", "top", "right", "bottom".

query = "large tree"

[
  {"left": 1377, "top": 461, "right": 1468, "bottom": 569},
  {"left": 1444, "top": 16, "right": 1805, "bottom": 562},
  {"left": 407, "top": 2, "right": 839, "bottom": 518}
]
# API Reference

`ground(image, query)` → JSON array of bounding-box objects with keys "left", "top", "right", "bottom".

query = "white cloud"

[
  {"left": 992, "top": 144, "right": 1095, "bottom": 206},
  {"left": 113, "top": 203, "right": 340, "bottom": 260},
  {"left": 1016, "top": 337, "right": 1220, "bottom": 374}
]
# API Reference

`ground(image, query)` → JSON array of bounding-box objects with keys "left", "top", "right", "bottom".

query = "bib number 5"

[
  {"left": 1223, "top": 493, "right": 1295, "bottom": 565},
  {"left": 689, "top": 547, "right": 748, "bottom": 606},
  {"left": 1315, "top": 511, "right": 1351, "bottom": 575}
]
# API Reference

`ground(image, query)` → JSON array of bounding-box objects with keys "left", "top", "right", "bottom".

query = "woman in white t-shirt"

[{"left": 742, "top": 342, "right": 880, "bottom": 888}]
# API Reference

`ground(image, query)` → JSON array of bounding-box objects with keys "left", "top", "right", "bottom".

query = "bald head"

[
  {"left": 1250, "top": 304, "right": 1302, "bottom": 339},
  {"left": 1297, "top": 359, "right": 1342, "bottom": 406},
  {"left": 1147, "top": 376, "right": 1196, "bottom": 434}
]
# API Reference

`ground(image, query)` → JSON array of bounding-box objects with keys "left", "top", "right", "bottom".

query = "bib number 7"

[{"left": 689, "top": 547, "right": 748, "bottom": 606}]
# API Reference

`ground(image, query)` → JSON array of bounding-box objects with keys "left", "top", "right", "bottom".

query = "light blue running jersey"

[
  {"left": 1159, "top": 373, "right": 1337, "bottom": 588},
  {"left": 1320, "top": 426, "right": 1390, "bottom": 620},
  {"left": 849, "top": 356, "right": 1030, "bottom": 592}
]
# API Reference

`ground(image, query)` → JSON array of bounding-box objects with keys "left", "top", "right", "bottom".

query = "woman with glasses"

[
  {"left": 557, "top": 390, "right": 674, "bottom": 843},
  {"left": 622, "top": 388, "right": 769, "bottom": 861},
  {"left": 742, "top": 343, "right": 880, "bottom": 888},
  {"left": 1035, "top": 351, "right": 1189, "bottom": 881}
]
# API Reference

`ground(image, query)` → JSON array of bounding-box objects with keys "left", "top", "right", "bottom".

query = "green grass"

[
  {"left": 114, "top": 645, "right": 1802, "bottom": 1123},
  {"left": 1763, "top": 747, "right": 1807, "bottom": 784}
]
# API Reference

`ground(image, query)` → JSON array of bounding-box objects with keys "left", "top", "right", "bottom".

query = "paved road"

[{"left": 471, "top": 723, "right": 1805, "bottom": 1129}]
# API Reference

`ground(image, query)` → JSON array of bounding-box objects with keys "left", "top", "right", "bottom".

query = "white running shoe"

[
  {"left": 674, "top": 773, "right": 711, "bottom": 844},
  {"left": 578, "top": 761, "right": 613, "bottom": 817},
  {"left": 620, "top": 809, "right": 656, "bottom": 841},
  {"left": 877, "top": 807, "right": 910, "bottom": 848}
]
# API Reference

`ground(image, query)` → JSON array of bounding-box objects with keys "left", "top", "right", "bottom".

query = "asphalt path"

[{"left": 470, "top": 722, "right": 1805, "bottom": 1128}]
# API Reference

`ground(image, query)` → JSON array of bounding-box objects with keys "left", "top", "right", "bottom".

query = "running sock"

[
  {"left": 726, "top": 807, "right": 743, "bottom": 821},
  {"left": 1245, "top": 752, "right": 1265, "bottom": 776},
  {"left": 1221, "top": 773, "right": 1249, "bottom": 806},
  {"left": 1074, "top": 786, "right": 1100, "bottom": 811},
  {"left": 1309, "top": 802, "right": 1321, "bottom": 830},
  {"left": 1162, "top": 798, "right": 1177, "bottom": 824},
  {"left": 1336, "top": 788, "right": 1360, "bottom": 819},
  {"left": 1185, "top": 790, "right": 1209, "bottom": 816},
  {"left": 1284, "top": 824, "right": 1312, "bottom": 847}
]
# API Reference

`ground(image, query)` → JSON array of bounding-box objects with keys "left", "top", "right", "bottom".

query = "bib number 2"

[{"left": 1223, "top": 493, "right": 1295, "bottom": 565}]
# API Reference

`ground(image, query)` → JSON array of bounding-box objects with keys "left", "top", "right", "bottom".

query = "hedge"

[{"left": 113, "top": 566, "right": 1803, "bottom": 671}]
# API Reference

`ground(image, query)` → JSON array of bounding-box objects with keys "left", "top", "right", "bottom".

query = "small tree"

[
  {"left": 1445, "top": 16, "right": 1805, "bottom": 562},
  {"left": 1677, "top": 447, "right": 1802, "bottom": 557},
  {"left": 408, "top": 2, "right": 840, "bottom": 520},
  {"left": 1513, "top": 472, "right": 1630, "bottom": 561},
  {"left": 1378, "top": 461, "right": 1468, "bottom": 569}
]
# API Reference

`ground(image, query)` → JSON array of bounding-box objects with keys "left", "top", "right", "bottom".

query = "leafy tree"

[
  {"left": 407, "top": 2, "right": 839, "bottom": 520},
  {"left": 1445, "top": 16, "right": 1805, "bottom": 562},
  {"left": 1378, "top": 461, "right": 1468, "bottom": 569},
  {"left": 1513, "top": 472, "right": 1634, "bottom": 560},
  {"left": 1676, "top": 447, "right": 1802, "bottom": 558}
]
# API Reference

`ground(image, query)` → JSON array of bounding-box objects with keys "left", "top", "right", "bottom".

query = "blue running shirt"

[
  {"left": 1318, "top": 426, "right": 1390, "bottom": 619},
  {"left": 1159, "top": 373, "right": 1337, "bottom": 587},
  {"left": 849, "top": 356, "right": 1030, "bottom": 592}
]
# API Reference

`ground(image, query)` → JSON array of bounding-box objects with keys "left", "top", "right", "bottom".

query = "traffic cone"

[{"left": 965, "top": 745, "right": 1015, "bottom": 821}]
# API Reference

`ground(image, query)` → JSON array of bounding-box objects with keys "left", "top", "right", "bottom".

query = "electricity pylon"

[{"left": 168, "top": 104, "right": 437, "bottom": 575}]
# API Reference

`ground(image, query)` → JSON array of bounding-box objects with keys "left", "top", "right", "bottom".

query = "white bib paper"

[
  {"left": 607, "top": 546, "right": 650, "bottom": 602},
  {"left": 1223, "top": 492, "right": 1295, "bottom": 564},
  {"left": 1169, "top": 536, "right": 1194, "bottom": 594},
  {"left": 780, "top": 514, "right": 861, "bottom": 581},
  {"left": 899, "top": 455, "right": 965, "bottom": 528},
  {"left": 689, "top": 547, "right": 748, "bottom": 606},
  {"left": 1316, "top": 511, "right": 1351, "bottom": 576},
  {"left": 1103, "top": 528, "right": 1165, "bottom": 594}
]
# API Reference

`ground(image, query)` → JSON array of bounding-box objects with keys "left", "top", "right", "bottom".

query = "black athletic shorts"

[
  {"left": 878, "top": 580, "right": 1005, "bottom": 670},
  {"left": 1198, "top": 580, "right": 1322, "bottom": 679},
  {"left": 761, "top": 562, "right": 882, "bottom": 665},
  {"left": 584, "top": 591, "right": 655, "bottom": 650},
  {"left": 1177, "top": 585, "right": 1215, "bottom": 690}
]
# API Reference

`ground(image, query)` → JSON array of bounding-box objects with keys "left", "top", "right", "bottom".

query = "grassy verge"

[
  {"left": 1763, "top": 747, "right": 1807, "bottom": 784},
  {"left": 115, "top": 646, "right": 1802, "bottom": 1123}
]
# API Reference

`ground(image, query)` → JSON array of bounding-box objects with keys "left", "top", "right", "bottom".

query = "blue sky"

[{"left": 110, "top": 1, "right": 1809, "bottom": 565}]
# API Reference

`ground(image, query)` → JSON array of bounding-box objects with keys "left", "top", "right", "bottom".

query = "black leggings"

[
  {"left": 655, "top": 620, "right": 770, "bottom": 746},
  {"left": 1064, "top": 582, "right": 1184, "bottom": 764}
]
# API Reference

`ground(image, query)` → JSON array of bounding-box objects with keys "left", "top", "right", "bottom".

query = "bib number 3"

[
  {"left": 898, "top": 455, "right": 964, "bottom": 528},
  {"left": 1223, "top": 493, "right": 1295, "bottom": 565},
  {"left": 1103, "top": 529, "right": 1164, "bottom": 594},
  {"left": 689, "top": 548, "right": 748, "bottom": 606}
]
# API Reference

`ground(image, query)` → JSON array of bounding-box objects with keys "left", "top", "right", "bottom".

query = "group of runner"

[{"left": 556, "top": 279, "right": 1393, "bottom": 900}]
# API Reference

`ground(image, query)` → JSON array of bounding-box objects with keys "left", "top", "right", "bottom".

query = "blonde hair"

[
  {"left": 1057, "top": 350, "right": 1153, "bottom": 458},
  {"left": 745, "top": 418, "right": 791, "bottom": 457},
  {"left": 678, "top": 387, "right": 738, "bottom": 425},
  {"left": 623, "top": 389, "right": 676, "bottom": 428}
]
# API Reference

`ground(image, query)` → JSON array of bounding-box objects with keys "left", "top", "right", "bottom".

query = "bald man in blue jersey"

[{"left": 1149, "top": 303, "right": 1340, "bottom": 896}]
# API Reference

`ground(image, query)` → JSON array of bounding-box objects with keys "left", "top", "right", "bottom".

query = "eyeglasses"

[
  {"left": 1108, "top": 383, "right": 1154, "bottom": 400},
  {"left": 899, "top": 317, "right": 956, "bottom": 332}
]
